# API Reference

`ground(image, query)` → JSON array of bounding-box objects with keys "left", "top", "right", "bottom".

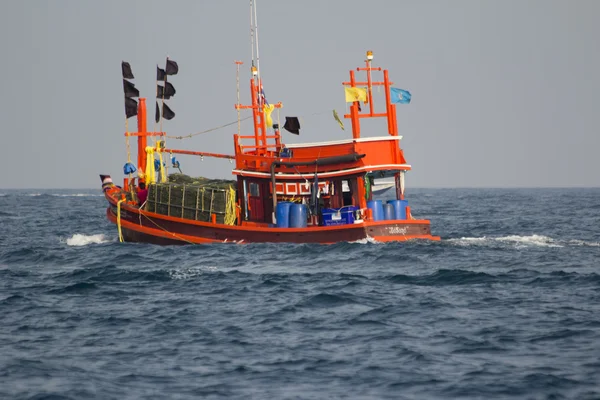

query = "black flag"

[
  {"left": 166, "top": 59, "right": 178, "bottom": 75},
  {"left": 162, "top": 103, "right": 175, "bottom": 120},
  {"left": 125, "top": 97, "right": 138, "bottom": 119},
  {"left": 123, "top": 79, "right": 139, "bottom": 98},
  {"left": 283, "top": 117, "right": 300, "bottom": 135},
  {"left": 157, "top": 82, "right": 176, "bottom": 99},
  {"left": 122, "top": 61, "right": 134, "bottom": 79},
  {"left": 157, "top": 66, "right": 166, "bottom": 81},
  {"left": 155, "top": 101, "right": 160, "bottom": 123}
]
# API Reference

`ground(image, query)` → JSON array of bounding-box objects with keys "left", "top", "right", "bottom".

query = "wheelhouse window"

[{"left": 249, "top": 182, "right": 260, "bottom": 197}]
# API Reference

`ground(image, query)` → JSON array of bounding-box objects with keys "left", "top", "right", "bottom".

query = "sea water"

[{"left": 1, "top": 188, "right": 599, "bottom": 399}]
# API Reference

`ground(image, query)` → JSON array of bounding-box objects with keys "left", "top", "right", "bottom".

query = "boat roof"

[{"left": 284, "top": 135, "right": 402, "bottom": 149}]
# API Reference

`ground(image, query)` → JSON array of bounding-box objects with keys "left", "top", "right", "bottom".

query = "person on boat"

[{"left": 137, "top": 182, "right": 148, "bottom": 206}]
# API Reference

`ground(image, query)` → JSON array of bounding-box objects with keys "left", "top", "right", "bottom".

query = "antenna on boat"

[
  {"left": 235, "top": 60, "right": 243, "bottom": 135},
  {"left": 249, "top": 0, "right": 260, "bottom": 79},
  {"left": 253, "top": 0, "right": 261, "bottom": 80},
  {"left": 249, "top": 0, "right": 255, "bottom": 69},
  {"left": 366, "top": 50, "right": 374, "bottom": 115},
  {"left": 249, "top": 0, "right": 262, "bottom": 86}
]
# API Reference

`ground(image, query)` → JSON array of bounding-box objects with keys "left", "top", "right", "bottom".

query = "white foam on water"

[
  {"left": 65, "top": 233, "right": 111, "bottom": 246},
  {"left": 448, "top": 234, "right": 563, "bottom": 248},
  {"left": 350, "top": 236, "right": 380, "bottom": 244},
  {"left": 567, "top": 239, "right": 600, "bottom": 247},
  {"left": 496, "top": 234, "right": 562, "bottom": 248},
  {"left": 51, "top": 193, "right": 103, "bottom": 197},
  {"left": 448, "top": 236, "right": 488, "bottom": 244},
  {"left": 169, "top": 266, "right": 216, "bottom": 280}
]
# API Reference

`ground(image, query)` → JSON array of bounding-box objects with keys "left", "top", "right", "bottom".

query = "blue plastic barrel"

[
  {"left": 289, "top": 203, "right": 308, "bottom": 228},
  {"left": 367, "top": 200, "right": 384, "bottom": 221},
  {"left": 388, "top": 199, "right": 408, "bottom": 220},
  {"left": 276, "top": 202, "right": 292, "bottom": 228},
  {"left": 383, "top": 203, "right": 395, "bottom": 220}
]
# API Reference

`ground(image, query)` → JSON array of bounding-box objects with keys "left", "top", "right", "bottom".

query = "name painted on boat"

[{"left": 388, "top": 226, "right": 408, "bottom": 235}]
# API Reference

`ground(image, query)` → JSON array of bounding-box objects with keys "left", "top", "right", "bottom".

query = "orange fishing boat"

[{"left": 101, "top": 4, "right": 439, "bottom": 245}]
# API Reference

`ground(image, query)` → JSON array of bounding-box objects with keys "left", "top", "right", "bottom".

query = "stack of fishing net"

[{"left": 146, "top": 173, "right": 237, "bottom": 224}]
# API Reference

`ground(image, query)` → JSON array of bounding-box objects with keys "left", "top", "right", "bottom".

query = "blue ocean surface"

[{"left": 1, "top": 188, "right": 599, "bottom": 399}]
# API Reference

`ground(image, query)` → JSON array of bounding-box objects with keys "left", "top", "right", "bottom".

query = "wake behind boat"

[{"left": 100, "top": 2, "right": 439, "bottom": 244}]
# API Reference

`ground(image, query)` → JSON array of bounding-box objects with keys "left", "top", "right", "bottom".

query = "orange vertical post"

[
  {"left": 137, "top": 98, "right": 147, "bottom": 180},
  {"left": 383, "top": 70, "right": 395, "bottom": 136},
  {"left": 258, "top": 78, "right": 268, "bottom": 154},
  {"left": 274, "top": 126, "right": 281, "bottom": 150},
  {"left": 349, "top": 70, "right": 361, "bottom": 139},
  {"left": 395, "top": 172, "right": 403, "bottom": 200},
  {"left": 356, "top": 176, "right": 367, "bottom": 210},
  {"left": 249, "top": 79, "right": 260, "bottom": 152},
  {"left": 391, "top": 105, "right": 398, "bottom": 136},
  {"left": 366, "top": 60, "right": 374, "bottom": 116}
]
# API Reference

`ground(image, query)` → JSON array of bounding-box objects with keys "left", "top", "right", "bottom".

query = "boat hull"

[{"left": 105, "top": 195, "right": 439, "bottom": 244}]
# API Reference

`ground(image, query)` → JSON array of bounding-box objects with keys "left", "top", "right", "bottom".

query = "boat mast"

[
  {"left": 235, "top": 60, "right": 243, "bottom": 136},
  {"left": 251, "top": 0, "right": 269, "bottom": 154},
  {"left": 248, "top": 0, "right": 266, "bottom": 154},
  {"left": 342, "top": 51, "right": 398, "bottom": 138},
  {"left": 234, "top": 0, "right": 281, "bottom": 157}
]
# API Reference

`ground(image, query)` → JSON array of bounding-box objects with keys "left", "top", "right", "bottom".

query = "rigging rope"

[
  {"left": 117, "top": 199, "right": 125, "bottom": 243},
  {"left": 166, "top": 117, "right": 253, "bottom": 140},
  {"left": 163, "top": 108, "right": 336, "bottom": 141}
]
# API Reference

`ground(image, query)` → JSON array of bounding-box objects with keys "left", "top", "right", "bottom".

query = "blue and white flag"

[{"left": 390, "top": 87, "right": 411, "bottom": 104}]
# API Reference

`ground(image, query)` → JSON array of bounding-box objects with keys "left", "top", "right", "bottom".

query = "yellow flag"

[
  {"left": 332, "top": 109, "right": 344, "bottom": 130},
  {"left": 344, "top": 87, "right": 367, "bottom": 102},
  {"left": 263, "top": 104, "right": 275, "bottom": 127}
]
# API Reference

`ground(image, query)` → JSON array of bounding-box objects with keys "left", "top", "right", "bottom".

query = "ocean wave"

[
  {"left": 297, "top": 292, "right": 360, "bottom": 308},
  {"left": 65, "top": 234, "right": 111, "bottom": 246},
  {"left": 0, "top": 192, "right": 101, "bottom": 198},
  {"left": 388, "top": 269, "right": 498, "bottom": 286},
  {"left": 48, "top": 282, "right": 99, "bottom": 294}
]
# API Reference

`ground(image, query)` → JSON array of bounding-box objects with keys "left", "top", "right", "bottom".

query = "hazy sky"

[{"left": 1, "top": 0, "right": 599, "bottom": 189}]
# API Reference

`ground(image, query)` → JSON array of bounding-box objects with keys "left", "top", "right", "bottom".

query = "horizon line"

[{"left": 1, "top": 186, "right": 599, "bottom": 190}]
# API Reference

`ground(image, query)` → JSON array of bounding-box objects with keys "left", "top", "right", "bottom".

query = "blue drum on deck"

[
  {"left": 367, "top": 200, "right": 384, "bottom": 221},
  {"left": 388, "top": 199, "right": 408, "bottom": 220},
  {"left": 383, "top": 203, "right": 395, "bottom": 220},
  {"left": 276, "top": 202, "right": 292, "bottom": 228},
  {"left": 289, "top": 203, "right": 308, "bottom": 228}
]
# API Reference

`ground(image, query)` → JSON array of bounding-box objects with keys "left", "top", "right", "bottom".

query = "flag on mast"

[
  {"left": 390, "top": 88, "right": 411, "bottom": 104},
  {"left": 166, "top": 59, "right": 179, "bottom": 75},
  {"left": 162, "top": 103, "right": 176, "bottom": 120},
  {"left": 122, "top": 61, "right": 134, "bottom": 79},
  {"left": 157, "top": 82, "right": 176, "bottom": 99},
  {"left": 333, "top": 110, "right": 345, "bottom": 130},
  {"left": 123, "top": 79, "right": 139, "bottom": 98},
  {"left": 157, "top": 66, "right": 166, "bottom": 81},
  {"left": 344, "top": 87, "right": 367, "bottom": 102},
  {"left": 125, "top": 98, "right": 138, "bottom": 119}
]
